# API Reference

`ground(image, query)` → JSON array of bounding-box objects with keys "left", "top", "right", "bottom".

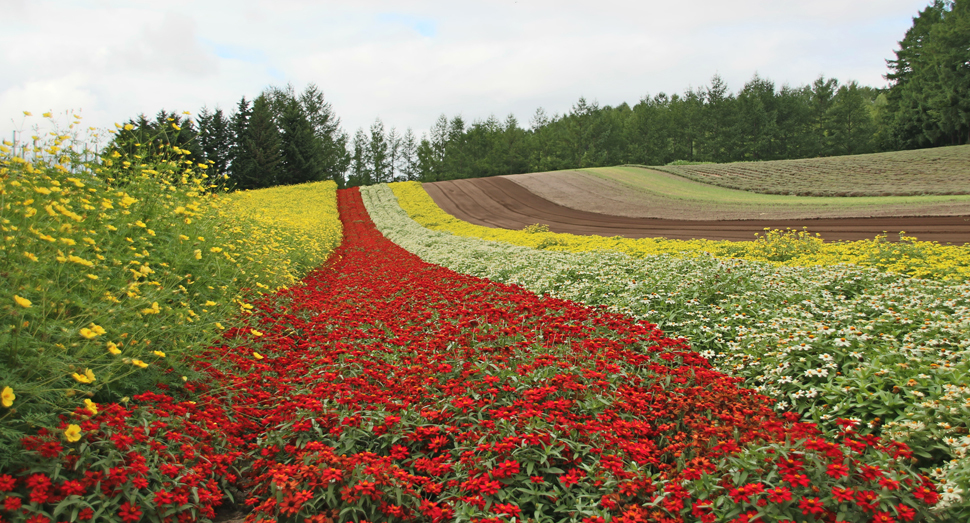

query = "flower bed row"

[
  {"left": 362, "top": 182, "right": 970, "bottom": 518},
  {"left": 1, "top": 188, "right": 942, "bottom": 522},
  {"left": 386, "top": 182, "right": 970, "bottom": 281},
  {"left": 1, "top": 119, "right": 341, "bottom": 465}
]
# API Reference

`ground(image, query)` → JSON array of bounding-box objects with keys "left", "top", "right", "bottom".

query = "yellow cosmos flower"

[
  {"left": 253, "top": 352, "right": 264, "bottom": 360},
  {"left": 64, "top": 424, "right": 82, "bottom": 442},
  {"left": 152, "top": 350, "right": 166, "bottom": 358},
  {"left": 250, "top": 329, "right": 263, "bottom": 337},
  {"left": 79, "top": 324, "right": 105, "bottom": 339},
  {"left": 107, "top": 342, "right": 122, "bottom": 355},
  {"left": 194, "top": 249, "right": 202, "bottom": 260},
  {"left": 123, "top": 124, "right": 134, "bottom": 131},
  {"left": 71, "top": 368, "right": 96, "bottom": 384},
  {"left": 141, "top": 302, "right": 161, "bottom": 315},
  {"left": 215, "top": 322, "right": 225, "bottom": 330},
  {"left": 42, "top": 112, "right": 52, "bottom": 118},
  {"left": 83, "top": 399, "right": 98, "bottom": 415},
  {"left": 23, "top": 111, "right": 32, "bottom": 116},
  {"left": 1, "top": 386, "right": 14, "bottom": 408},
  {"left": 131, "top": 359, "right": 148, "bottom": 368},
  {"left": 13, "top": 295, "right": 31, "bottom": 308}
]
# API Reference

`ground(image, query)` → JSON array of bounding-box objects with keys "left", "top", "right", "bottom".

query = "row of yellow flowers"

[
  {"left": 0, "top": 114, "right": 342, "bottom": 459},
  {"left": 389, "top": 181, "right": 970, "bottom": 281}
]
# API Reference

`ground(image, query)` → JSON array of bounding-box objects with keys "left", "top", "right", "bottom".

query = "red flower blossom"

[
  {"left": 798, "top": 497, "right": 825, "bottom": 516},
  {"left": 3, "top": 496, "right": 22, "bottom": 512},
  {"left": 118, "top": 501, "right": 142, "bottom": 523},
  {"left": 766, "top": 486, "right": 792, "bottom": 503}
]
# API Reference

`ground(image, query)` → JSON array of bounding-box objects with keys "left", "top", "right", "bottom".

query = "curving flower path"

[{"left": 3, "top": 188, "right": 938, "bottom": 523}]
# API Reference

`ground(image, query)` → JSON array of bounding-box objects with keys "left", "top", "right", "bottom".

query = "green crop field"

[{"left": 647, "top": 144, "right": 970, "bottom": 197}]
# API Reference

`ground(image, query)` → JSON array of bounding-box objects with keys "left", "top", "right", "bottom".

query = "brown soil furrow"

[{"left": 423, "top": 177, "right": 970, "bottom": 244}]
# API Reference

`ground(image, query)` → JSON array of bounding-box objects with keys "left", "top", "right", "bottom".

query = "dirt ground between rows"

[{"left": 423, "top": 177, "right": 970, "bottom": 244}]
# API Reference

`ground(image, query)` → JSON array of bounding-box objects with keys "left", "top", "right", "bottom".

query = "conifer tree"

[
  {"left": 399, "top": 128, "right": 418, "bottom": 181},
  {"left": 300, "top": 84, "right": 351, "bottom": 187},
  {"left": 196, "top": 106, "right": 232, "bottom": 183},
  {"left": 235, "top": 94, "right": 283, "bottom": 189},
  {"left": 278, "top": 94, "right": 321, "bottom": 185},
  {"left": 368, "top": 118, "right": 390, "bottom": 183}
]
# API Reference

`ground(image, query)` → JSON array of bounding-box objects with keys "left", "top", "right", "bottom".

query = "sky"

[{"left": 0, "top": 0, "right": 933, "bottom": 145}]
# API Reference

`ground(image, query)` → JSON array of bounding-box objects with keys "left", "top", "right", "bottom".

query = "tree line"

[
  {"left": 106, "top": 0, "right": 967, "bottom": 189},
  {"left": 107, "top": 84, "right": 349, "bottom": 190}
]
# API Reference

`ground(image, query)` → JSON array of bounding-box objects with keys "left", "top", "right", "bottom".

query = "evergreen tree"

[
  {"left": 886, "top": 0, "right": 970, "bottom": 147},
  {"left": 228, "top": 96, "right": 254, "bottom": 186},
  {"left": 348, "top": 128, "right": 369, "bottom": 187},
  {"left": 300, "top": 83, "right": 350, "bottom": 187},
  {"left": 398, "top": 128, "right": 419, "bottom": 181},
  {"left": 196, "top": 106, "right": 232, "bottom": 183},
  {"left": 416, "top": 136, "right": 438, "bottom": 182},
  {"left": 278, "top": 94, "right": 322, "bottom": 185},
  {"left": 368, "top": 118, "right": 390, "bottom": 183},
  {"left": 502, "top": 114, "right": 529, "bottom": 175},
  {"left": 810, "top": 76, "right": 840, "bottom": 156},
  {"left": 702, "top": 75, "right": 737, "bottom": 162},
  {"left": 238, "top": 94, "right": 283, "bottom": 189},
  {"left": 387, "top": 127, "right": 400, "bottom": 181},
  {"left": 828, "top": 82, "right": 877, "bottom": 155},
  {"left": 734, "top": 74, "right": 779, "bottom": 160}
]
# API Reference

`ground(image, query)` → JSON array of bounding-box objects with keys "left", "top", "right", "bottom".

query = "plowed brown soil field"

[{"left": 423, "top": 177, "right": 970, "bottom": 244}]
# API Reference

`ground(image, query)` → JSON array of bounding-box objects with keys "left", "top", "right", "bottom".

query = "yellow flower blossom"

[
  {"left": 71, "top": 369, "right": 95, "bottom": 383},
  {"left": 13, "top": 295, "right": 31, "bottom": 308},
  {"left": 83, "top": 399, "right": 98, "bottom": 415},
  {"left": 253, "top": 352, "right": 264, "bottom": 360},
  {"left": 1, "top": 386, "right": 14, "bottom": 408},
  {"left": 194, "top": 249, "right": 202, "bottom": 260},
  {"left": 123, "top": 124, "right": 134, "bottom": 131},
  {"left": 153, "top": 350, "right": 166, "bottom": 358},
  {"left": 131, "top": 359, "right": 148, "bottom": 368},
  {"left": 141, "top": 302, "right": 161, "bottom": 315},
  {"left": 64, "top": 424, "right": 82, "bottom": 442},
  {"left": 251, "top": 329, "right": 263, "bottom": 337},
  {"left": 107, "top": 342, "right": 121, "bottom": 355}
]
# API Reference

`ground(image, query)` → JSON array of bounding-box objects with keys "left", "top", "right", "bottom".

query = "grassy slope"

[
  {"left": 648, "top": 144, "right": 970, "bottom": 196},
  {"left": 582, "top": 166, "right": 970, "bottom": 218}
]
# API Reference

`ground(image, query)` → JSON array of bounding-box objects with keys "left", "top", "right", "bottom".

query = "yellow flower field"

[
  {"left": 0, "top": 116, "right": 341, "bottom": 461},
  {"left": 389, "top": 181, "right": 970, "bottom": 280}
]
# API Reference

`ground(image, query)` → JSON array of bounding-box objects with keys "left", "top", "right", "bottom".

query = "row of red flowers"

[{"left": 1, "top": 188, "right": 940, "bottom": 522}]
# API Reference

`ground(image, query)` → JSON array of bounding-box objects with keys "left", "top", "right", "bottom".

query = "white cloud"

[{"left": 0, "top": 0, "right": 934, "bottom": 143}]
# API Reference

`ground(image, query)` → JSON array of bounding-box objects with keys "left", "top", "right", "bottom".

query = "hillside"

[
  {"left": 505, "top": 166, "right": 970, "bottom": 221},
  {"left": 648, "top": 144, "right": 970, "bottom": 196}
]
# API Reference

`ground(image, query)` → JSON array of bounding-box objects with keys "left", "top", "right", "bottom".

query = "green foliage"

[{"left": 886, "top": 0, "right": 970, "bottom": 148}]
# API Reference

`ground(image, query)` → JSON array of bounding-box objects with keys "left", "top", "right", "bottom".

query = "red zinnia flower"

[
  {"left": 118, "top": 501, "right": 143, "bottom": 523},
  {"left": 798, "top": 497, "right": 825, "bottom": 516}
]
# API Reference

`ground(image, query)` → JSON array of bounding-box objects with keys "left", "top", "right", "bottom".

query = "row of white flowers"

[{"left": 361, "top": 183, "right": 970, "bottom": 509}]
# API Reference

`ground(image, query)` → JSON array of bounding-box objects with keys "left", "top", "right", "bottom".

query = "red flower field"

[{"left": 1, "top": 189, "right": 938, "bottom": 523}]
